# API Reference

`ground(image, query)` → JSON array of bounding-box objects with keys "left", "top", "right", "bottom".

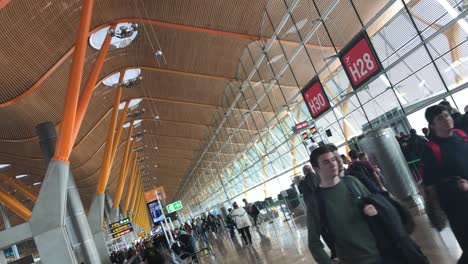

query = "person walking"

[
  {"left": 307, "top": 145, "right": 427, "bottom": 264},
  {"left": 231, "top": 202, "right": 253, "bottom": 245},
  {"left": 422, "top": 105, "right": 468, "bottom": 263}
]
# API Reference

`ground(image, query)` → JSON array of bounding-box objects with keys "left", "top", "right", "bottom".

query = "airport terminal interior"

[{"left": 1, "top": 0, "right": 468, "bottom": 263}]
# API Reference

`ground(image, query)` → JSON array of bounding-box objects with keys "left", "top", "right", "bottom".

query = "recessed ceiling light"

[
  {"left": 15, "top": 174, "right": 29, "bottom": 179},
  {"left": 33, "top": 182, "right": 42, "bottom": 186},
  {"left": 0, "top": 164, "right": 11, "bottom": 170},
  {"left": 154, "top": 115, "right": 160, "bottom": 120}
]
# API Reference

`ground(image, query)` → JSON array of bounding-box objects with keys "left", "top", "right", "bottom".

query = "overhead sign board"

[
  {"left": 110, "top": 223, "right": 133, "bottom": 234},
  {"left": 112, "top": 227, "right": 133, "bottom": 239},
  {"left": 301, "top": 77, "right": 330, "bottom": 119},
  {"left": 339, "top": 30, "right": 383, "bottom": 91},
  {"left": 109, "top": 218, "right": 131, "bottom": 229},
  {"left": 292, "top": 121, "right": 310, "bottom": 134},
  {"left": 144, "top": 186, "right": 167, "bottom": 202},
  {"left": 310, "top": 126, "right": 317, "bottom": 135},
  {"left": 166, "top": 200, "right": 183, "bottom": 213}
]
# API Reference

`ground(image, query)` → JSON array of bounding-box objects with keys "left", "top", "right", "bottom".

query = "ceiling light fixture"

[
  {"left": 0, "top": 164, "right": 11, "bottom": 170},
  {"left": 33, "top": 182, "right": 42, "bottom": 186},
  {"left": 154, "top": 50, "right": 163, "bottom": 56},
  {"left": 15, "top": 174, "right": 29, "bottom": 179}
]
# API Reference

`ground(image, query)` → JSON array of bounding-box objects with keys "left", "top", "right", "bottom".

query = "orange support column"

[
  {"left": 129, "top": 178, "right": 142, "bottom": 214},
  {"left": 69, "top": 24, "right": 117, "bottom": 153},
  {"left": 96, "top": 77, "right": 124, "bottom": 194},
  {"left": 123, "top": 158, "right": 139, "bottom": 214},
  {"left": 0, "top": 187, "right": 32, "bottom": 220},
  {"left": 53, "top": 0, "right": 95, "bottom": 162},
  {"left": 111, "top": 101, "right": 130, "bottom": 162},
  {"left": 112, "top": 128, "right": 136, "bottom": 209},
  {"left": 0, "top": 173, "right": 37, "bottom": 202}
]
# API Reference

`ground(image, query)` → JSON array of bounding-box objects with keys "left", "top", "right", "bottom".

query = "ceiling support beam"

[
  {"left": 53, "top": 0, "right": 95, "bottom": 162},
  {"left": 0, "top": 173, "right": 37, "bottom": 202}
]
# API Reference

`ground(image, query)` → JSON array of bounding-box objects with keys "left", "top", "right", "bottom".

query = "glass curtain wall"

[{"left": 179, "top": 0, "right": 468, "bottom": 215}]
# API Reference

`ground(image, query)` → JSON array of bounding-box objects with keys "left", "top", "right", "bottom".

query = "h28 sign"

[
  {"left": 301, "top": 77, "right": 330, "bottom": 119},
  {"left": 339, "top": 31, "right": 383, "bottom": 91}
]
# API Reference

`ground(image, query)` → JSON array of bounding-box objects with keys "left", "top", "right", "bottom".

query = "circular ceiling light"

[
  {"left": 123, "top": 119, "right": 143, "bottom": 128},
  {"left": 89, "top": 23, "right": 138, "bottom": 50},
  {"left": 103, "top": 68, "right": 141, "bottom": 87},
  {"left": 119, "top": 98, "right": 143, "bottom": 111}
]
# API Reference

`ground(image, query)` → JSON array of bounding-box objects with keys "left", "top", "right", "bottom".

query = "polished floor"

[{"left": 188, "top": 208, "right": 462, "bottom": 264}]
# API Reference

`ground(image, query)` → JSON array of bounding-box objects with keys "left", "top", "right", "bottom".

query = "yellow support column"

[
  {"left": 262, "top": 137, "right": 270, "bottom": 199},
  {"left": 112, "top": 122, "right": 135, "bottom": 209},
  {"left": 123, "top": 158, "right": 139, "bottom": 214},
  {"left": 111, "top": 101, "right": 130, "bottom": 162},
  {"left": 0, "top": 186, "right": 31, "bottom": 220},
  {"left": 96, "top": 80, "right": 124, "bottom": 194},
  {"left": 0, "top": 173, "right": 37, "bottom": 202},
  {"left": 129, "top": 178, "right": 142, "bottom": 214}
]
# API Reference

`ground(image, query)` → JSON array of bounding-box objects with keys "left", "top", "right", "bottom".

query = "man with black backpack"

[
  {"left": 307, "top": 145, "right": 428, "bottom": 264},
  {"left": 421, "top": 105, "right": 468, "bottom": 263}
]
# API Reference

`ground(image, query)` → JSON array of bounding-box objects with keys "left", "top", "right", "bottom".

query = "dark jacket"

[{"left": 361, "top": 194, "right": 428, "bottom": 264}]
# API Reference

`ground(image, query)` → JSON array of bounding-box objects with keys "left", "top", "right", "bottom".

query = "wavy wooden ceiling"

[{"left": 0, "top": 0, "right": 392, "bottom": 227}]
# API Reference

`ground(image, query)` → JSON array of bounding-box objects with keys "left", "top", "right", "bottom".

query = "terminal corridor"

[{"left": 0, "top": 0, "right": 468, "bottom": 263}]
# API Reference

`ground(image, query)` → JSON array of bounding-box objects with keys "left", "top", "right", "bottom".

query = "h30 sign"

[
  {"left": 301, "top": 77, "right": 330, "bottom": 119},
  {"left": 339, "top": 30, "right": 383, "bottom": 91}
]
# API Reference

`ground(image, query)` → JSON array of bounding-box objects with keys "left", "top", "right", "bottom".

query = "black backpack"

[{"left": 346, "top": 162, "right": 380, "bottom": 193}]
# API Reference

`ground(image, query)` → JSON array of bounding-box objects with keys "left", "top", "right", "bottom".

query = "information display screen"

[
  {"left": 110, "top": 223, "right": 132, "bottom": 234},
  {"left": 109, "top": 217, "right": 131, "bottom": 229},
  {"left": 112, "top": 227, "right": 133, "bottom": 239},
  {"left": 147, "top": 200, "right": 165, "bottom": 224}
]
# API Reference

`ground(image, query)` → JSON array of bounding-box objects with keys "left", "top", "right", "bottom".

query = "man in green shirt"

[{"left": 307, "top": 145, "right": 382, "bottom": 264}]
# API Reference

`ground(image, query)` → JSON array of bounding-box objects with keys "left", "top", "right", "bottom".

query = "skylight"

[
  {"left": 123, "top": 119, "right": 143, "bottom": 128},
  {"left": 15, "top": 174, "right": 28, "bottom": 179},
  {"left": 89, "top": 23, "right": 138, "bottom": 50},
  {"left": 103, "top": 68, "right": 141, "bottom": 87},
  {"left": 119, "top": 98, "right": 143, "bottom": 111}
]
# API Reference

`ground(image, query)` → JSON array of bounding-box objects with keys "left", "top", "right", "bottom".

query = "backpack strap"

[
  {"left": 453, "top": 129, "right": 468, "bottom": 142},
  {"left": 425, "top": 141, "right": 442, "bottom": 168}
]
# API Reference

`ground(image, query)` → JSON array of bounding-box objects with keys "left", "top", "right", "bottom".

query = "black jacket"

[{"left": 361, "top": 193, "right": 428, "bottom": 264}]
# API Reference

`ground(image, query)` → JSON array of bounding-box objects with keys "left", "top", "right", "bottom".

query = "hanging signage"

[
  {"left": 166, "top": 200, "right": 183, "bottom": 213},
  {"left": 339, "top": 30, "right": 383, "bottom": 90},
  {"left": 112, "top": 227, "right": 133, "bottom": 239},
  {"left": 144, "top": 186, "right": 167, "bottom": 202},
  {"left": 110, "top": 223, "right": 133, "bottom": 234},
  {"left": 301, "top": 77, "right": 330, "bottom": 119},
  {"left": 292, "top": 121, "right": 310, "bottom": 133},
  {"left": 310, "top": 126, "right": 317, "bottom": 135},
  {"left": 109, "top": 218, "right": 131, "bottom": 229}
]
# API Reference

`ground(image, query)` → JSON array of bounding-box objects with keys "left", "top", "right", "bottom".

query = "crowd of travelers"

[
  {"left": 110, "top": 239, "right": 165, "bottom": 264},
  {"left": 110, "top": 101, "right": 468, "bottom": 264},
  {"left": 299, "top": 101, "right": 468, "bottom": 264}
]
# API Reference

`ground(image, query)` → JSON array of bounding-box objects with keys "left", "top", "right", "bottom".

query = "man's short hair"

[
  {"left": 302, "top": 165, "right": 313, "bottom": 175},
  {"left": 425, "top": 105, "right": 449, "bottom": 124},
  {"left": 310, "top": 145, "right": 335, "bottom": 167},
  {"left": 348, "top": 149, "right": 358, "bottom": 159},
  {"left": 326, "top": 143, "right": 338, "bottom": 151},
  {"left": 358, "top": 152, "right": 366, "bottom": 160}
]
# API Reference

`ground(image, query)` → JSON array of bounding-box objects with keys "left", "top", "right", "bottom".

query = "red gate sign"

[
  {"left": 301, "top": 77, "right": 330, "bottom": 119},
  {"left": 339, "top": 31, "right": 383, "bottom": 90}
]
